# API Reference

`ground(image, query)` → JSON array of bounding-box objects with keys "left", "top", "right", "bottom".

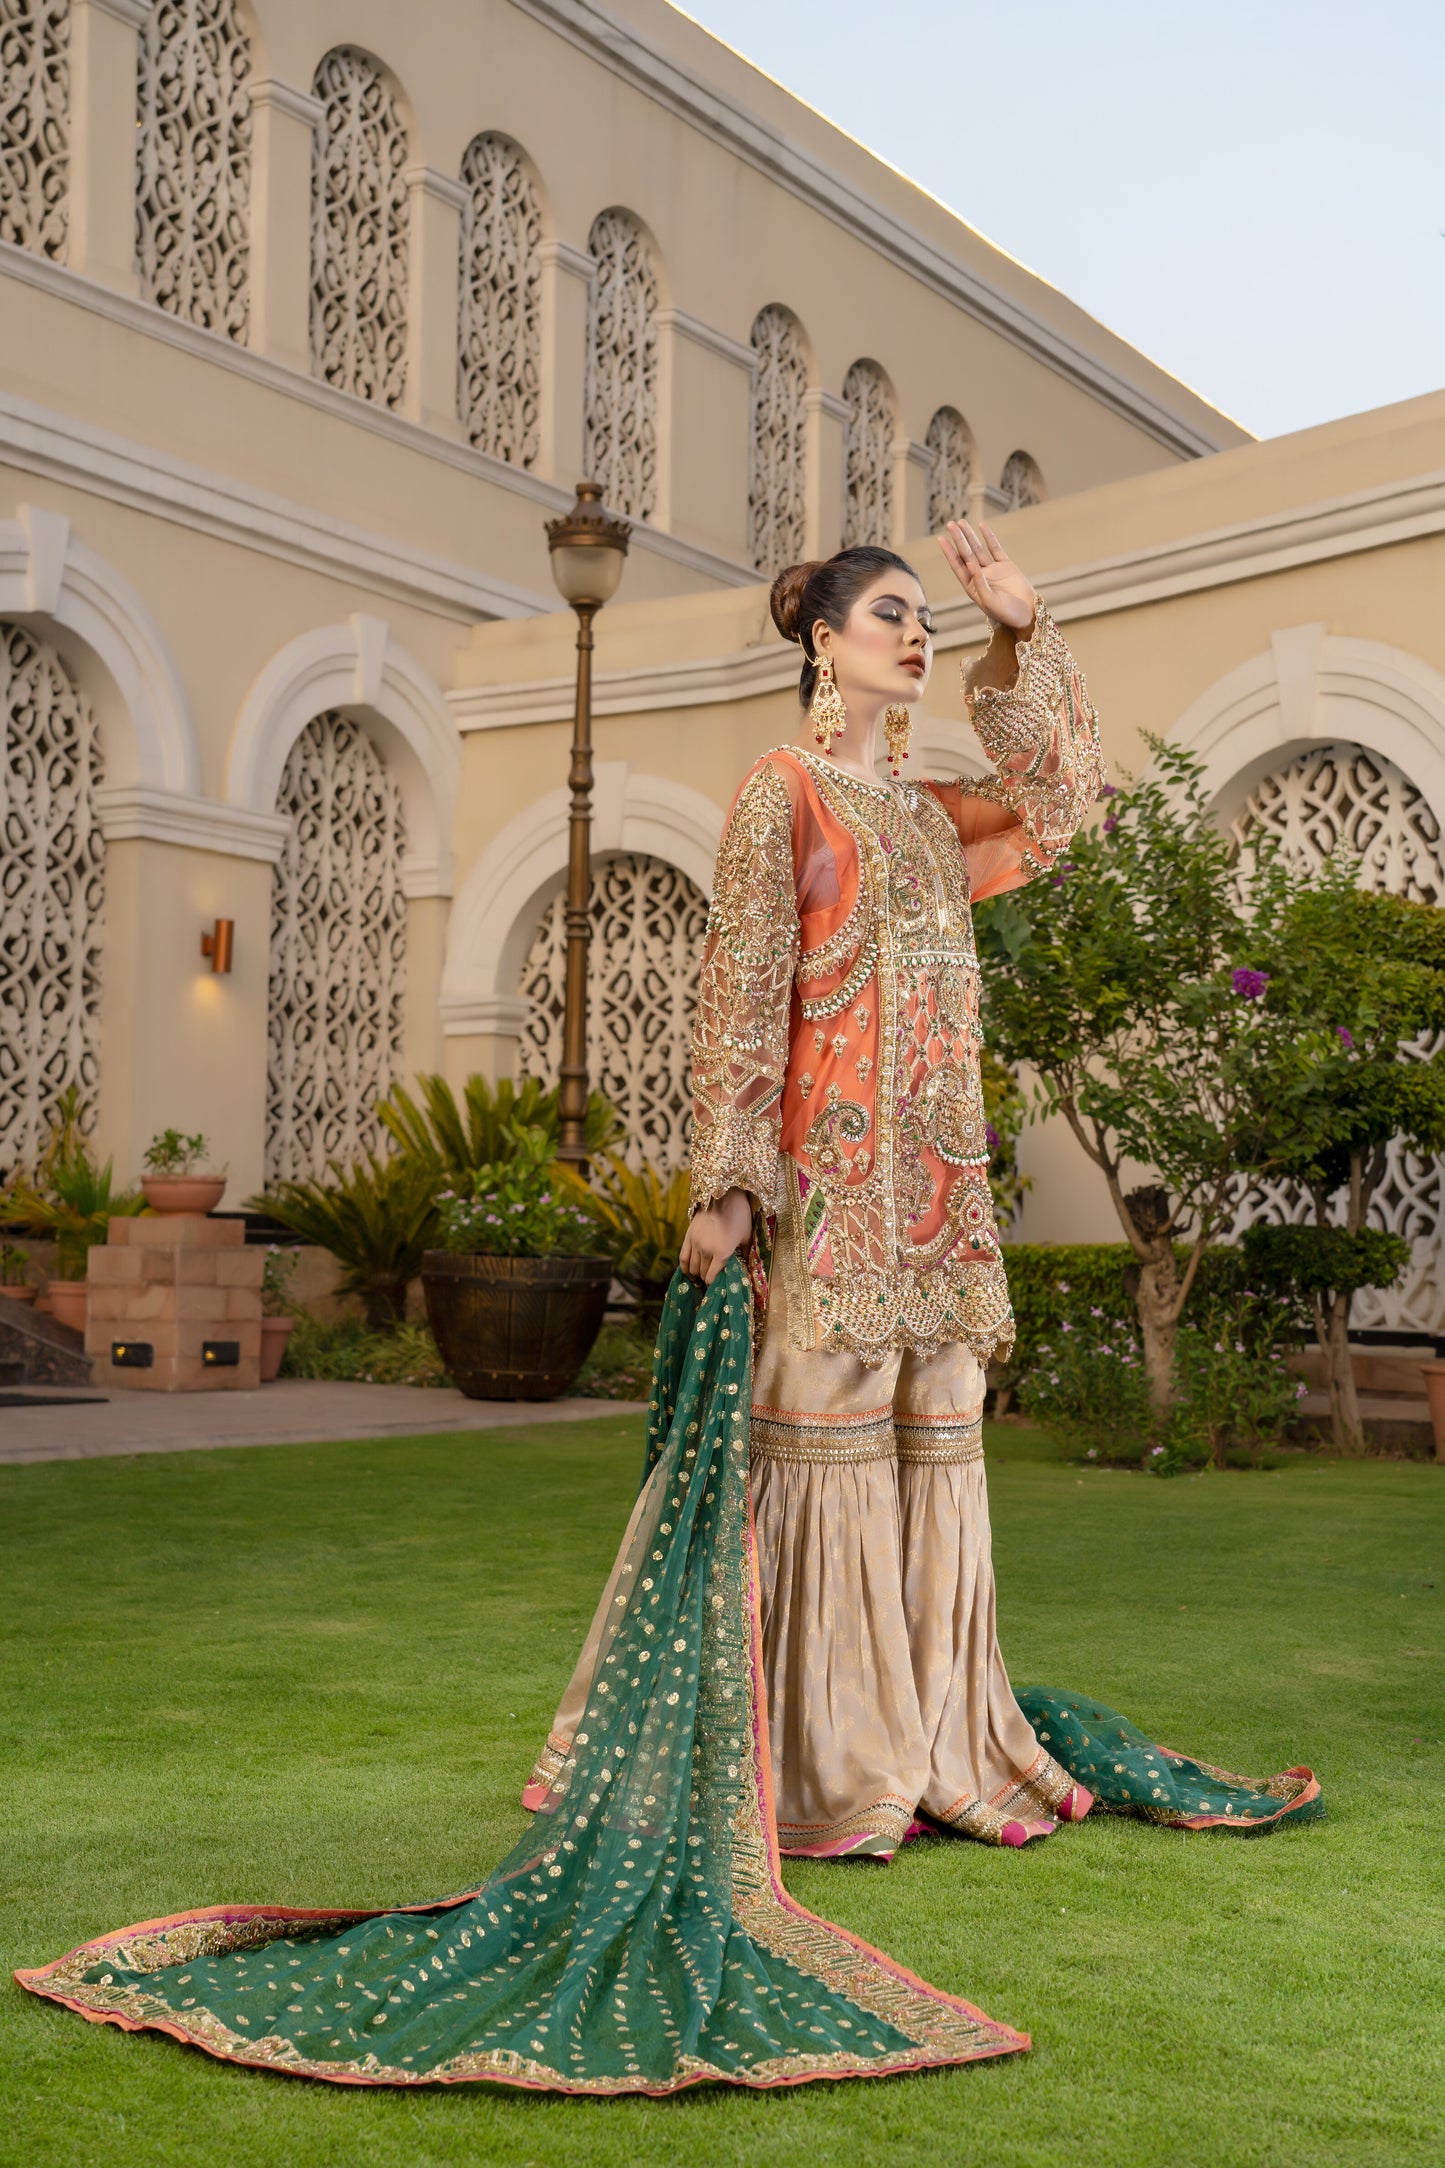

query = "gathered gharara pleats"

[{"left": 17, "top": 1264, "right": 1030, "bottom": 2093}]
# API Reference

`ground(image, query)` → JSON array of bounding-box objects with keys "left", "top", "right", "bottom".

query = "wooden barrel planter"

[{"left": 422, "top": 1253, "right": 611, "bottom": 1401}]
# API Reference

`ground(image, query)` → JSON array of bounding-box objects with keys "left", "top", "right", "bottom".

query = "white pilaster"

[
  {"left": 403, "top": 165, "right": 468, "bottom": 437},
  {"left": 249, "top": 78, "right": 323, "bottom": 371},
  {"left": 804, "top": 387, "right": 847, "bottom": 558},
  {"left": 68, "top": 0, "right": 152, "bottom": 294},
  {"left": 537, "top": 238, "right": 592, "bottom": 486}
]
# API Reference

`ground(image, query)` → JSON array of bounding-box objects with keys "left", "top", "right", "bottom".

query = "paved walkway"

[{"left": 0, "top": 1380, "right": 645, "bottom": 1466}]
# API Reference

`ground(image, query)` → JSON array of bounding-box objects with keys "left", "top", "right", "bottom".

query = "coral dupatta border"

[{"left": 1158, "top": 1756, "right": 1323, "bottom": 1831}]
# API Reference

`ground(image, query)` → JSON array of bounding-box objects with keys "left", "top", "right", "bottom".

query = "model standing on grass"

[
  {"left": 20, "top": 524, "right": 1321, "bottom": 2101},
  {"left": 537, "top": 522, "right": 1103, "bottom": 1855}
]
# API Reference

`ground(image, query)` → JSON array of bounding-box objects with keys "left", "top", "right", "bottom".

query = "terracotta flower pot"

[
  {"left": 0, "top": 1284, "right": 37, "bottom": 1306},
  {"left": 422, "top": 1252, "right": 611, "bottom": 1401},
  {"left": 47, "top": 1279, "right": 88, "bottom": 1333},
  {"left": 260, "top": 1314, "right": 295, "bottom": 1383},
  {"left": 140, "top": 1175, "right": 227, "bottom": 1216}
]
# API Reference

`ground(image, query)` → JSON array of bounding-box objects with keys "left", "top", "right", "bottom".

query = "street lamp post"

[{"left": 544, "top": 481, "right": 630, "bottom": 1171}]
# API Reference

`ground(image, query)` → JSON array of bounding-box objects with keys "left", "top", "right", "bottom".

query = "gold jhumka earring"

[
  {"left": 809, "top": 655, "right": 847, "bottom": 753},
  {"left": 883, "top": 704, "right": 912, "bottom": 777}
]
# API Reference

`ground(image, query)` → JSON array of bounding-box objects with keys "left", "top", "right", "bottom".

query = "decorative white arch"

[
  {"left": 1171, "top": 622, "right": 1445, "bottom": 834},
  {"left": 227, "top": 614, "right": 460, "bottom": 893},
  {"left": 0, "top": 504, "right": 199, "bottom": 793},
  {"left": 441, "top": 764, "right": 722, "bottom": 1038}
]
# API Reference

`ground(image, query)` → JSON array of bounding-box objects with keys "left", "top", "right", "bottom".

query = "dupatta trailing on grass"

[{"left": 16, "top": 1263, "right": 1320, "bottom": 2094}]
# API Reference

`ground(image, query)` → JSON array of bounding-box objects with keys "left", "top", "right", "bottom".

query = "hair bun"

[{"left": 770, "top": 560, "right": 825, "bottom": 645}]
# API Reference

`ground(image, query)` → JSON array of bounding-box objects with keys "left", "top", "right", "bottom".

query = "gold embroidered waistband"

[
  {"left": 894, "top": 1414, "right": 984, "bottom": 1465},
  {"left": 750, "top": 1403, "right": 895, "bottom": 1465}
]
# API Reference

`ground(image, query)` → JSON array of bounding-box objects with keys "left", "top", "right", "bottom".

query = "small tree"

[
  {"left": 976, "top": 742, "right": 1327, "bottom": 1412},
  {"left": 1242, "top": 868, "right": 1445, "bottom": 1450}
]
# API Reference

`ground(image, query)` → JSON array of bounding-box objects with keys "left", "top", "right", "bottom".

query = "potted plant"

[
  {"left": 0, "top": 1242, "right": 36, "bottom": 1306},
  {"left": 2, "top": 1106, "right": 147, "bottom": 1332},
  {"left": 259, "top": 1245, "right": 300, "bottom": 1382},
  {"left": 140, "top": 1129, "right": 227, "bottom": 1215},
  {"left": 422, "top": 1125, "right": 611, "bottom": 1400}
]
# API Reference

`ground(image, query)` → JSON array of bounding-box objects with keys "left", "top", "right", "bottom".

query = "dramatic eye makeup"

[{"left": 870, "top": 594, "right": 933, "bottom": 636}]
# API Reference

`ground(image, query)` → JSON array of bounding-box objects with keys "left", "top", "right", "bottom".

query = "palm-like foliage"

[
  {"left": 3, "top": 1091, "right": 148, "bottom": 1278},
  {"left": 3, "top": 1146, "right": 148, "bottom": 1279},
  {"left": 247, "top": 1154, "right": 440, "bottom": 1328},
  {"left": 563, "top": 1153, "right": 692, "bottom": 1324},
  {"left": 377, "top": 1073, "right": 622, "bottom": 1181}
]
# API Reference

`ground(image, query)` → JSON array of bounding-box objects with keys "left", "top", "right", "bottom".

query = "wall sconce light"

[{"left": 200, "top": 918, "right": 234, "bottom": 974}]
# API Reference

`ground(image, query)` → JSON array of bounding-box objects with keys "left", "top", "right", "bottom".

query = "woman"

[
  {"left": 20, "top": 527, "right": 1318, "bottom": 2099},
  {"left": 680, "top": 522, "right": 1100, "bottom": 1856}
]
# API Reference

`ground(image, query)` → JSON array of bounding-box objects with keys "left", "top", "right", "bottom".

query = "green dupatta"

[{"left": 16, "top": 1263, "right": 1320, "bottom": 2094}]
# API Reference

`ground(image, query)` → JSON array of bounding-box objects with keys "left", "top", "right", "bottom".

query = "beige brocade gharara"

[{"left": 750, "top": 1267, "right": 1072, "bottom": 1854}]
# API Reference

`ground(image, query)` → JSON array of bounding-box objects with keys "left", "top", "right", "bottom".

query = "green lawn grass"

[{"left": 3, "top": 1421, "right": 1442, "bottom": 2168}]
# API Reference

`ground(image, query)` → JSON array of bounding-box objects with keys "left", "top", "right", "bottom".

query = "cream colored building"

[{"left": 1, "top": 0, "right": 1439, "bottom": 1335}]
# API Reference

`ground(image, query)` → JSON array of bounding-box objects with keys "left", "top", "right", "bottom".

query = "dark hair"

[{"left": 770, "top": 546, "right": 919, "bottom": 707}]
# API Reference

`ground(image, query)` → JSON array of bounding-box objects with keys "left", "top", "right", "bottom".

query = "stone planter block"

[{"left": 86, "top": 1215, "right": 260, "bottom": 1390}]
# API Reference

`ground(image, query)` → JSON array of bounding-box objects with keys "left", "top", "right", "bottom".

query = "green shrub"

[
  {"left": 436, "top": 1127, "right": 605, "bottom": 1258},
  {"left": 572, "top": 1318, "right": 656, "bottom": 1401},
  {"left": 280, "top": 1314, "right": 449, "bottom": 1387},
  {"left": 1240, "top": 1223, "right": 1410, "bottom": 1301},
  {"left": 561, "top": 1155, "right": 690, "bottom": 1325},
  {"left": 247, "top": 1154, "right": 440, "bottom": 1328},
  {"left": 997, "top": 1240, "right": 1304, "bottom": 1402},
  {"left": 378, "top": 1073, "right": 621, "bottom": 1179}
]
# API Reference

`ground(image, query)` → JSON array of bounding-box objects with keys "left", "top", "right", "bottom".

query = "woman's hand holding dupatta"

[{"left": 680, "top": 1186, "right": 752, "bottom": 1285}]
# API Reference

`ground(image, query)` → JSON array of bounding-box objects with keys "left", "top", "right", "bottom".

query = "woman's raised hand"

[
  {"left": 678, "top": 1186, "right": 753, "bottom": 1287},
  {"left": 938, "top": 518, "right": 1038, "bottom": 632}
]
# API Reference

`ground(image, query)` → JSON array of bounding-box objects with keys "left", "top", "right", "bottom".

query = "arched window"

[
  {"left": 136, "top": 0, "right": 252, "bottom": 340},
  {"left": 748, "top": 304, "right": 808, "bottom": 576},
  {"left": 456, "top": 132, "right": 542, "bottom": 466},
  {"left": 309, "top": 47, "right": 408, "bottom": 409},
  {"left": 1230, "top": 742, "right": 1444, "bottom": 1337},
  {"left": 518, "top": 853, "right": 710, "bottom": 1173},
  {"left": 583, "top": 208, "right": 659, "bottom": 520},
  {"left": 0, "top": 621, "right": 105, "bottom": 1172},
  {"left": 925, "top": 405, "right": 972, "bottom": 533},
  {"left": 841, "top": 358, "right": 896, "bottom": 549},
  {"left": 265, "top": 714, "right": 407, "bottom": 1183},
  {"left": 999, "top": 450, "right": 1044, "bottom": 510},
  {"left": 0, "top": 0, "right": 70, "bottom": 261}
]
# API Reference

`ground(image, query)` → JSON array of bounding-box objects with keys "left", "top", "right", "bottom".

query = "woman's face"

[{"left": 814, "top": 572, "right": 933, "bottom": 707}]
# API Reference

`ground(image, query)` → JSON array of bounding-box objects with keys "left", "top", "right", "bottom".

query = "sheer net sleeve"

[
  {"left": 689, "top": 759, "right": 800, "bottom": 1213},
  {"left": 933, "top": 603, "right": 1105, "bottom": 903}
]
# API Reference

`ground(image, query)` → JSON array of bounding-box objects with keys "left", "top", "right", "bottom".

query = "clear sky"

[{"left": 674, "top": 0, "right": 1444, "bottom": 441}]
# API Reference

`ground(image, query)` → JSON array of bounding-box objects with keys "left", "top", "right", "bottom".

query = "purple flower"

[
  {"left": 985, "top": 1122, "right": 1001, "bottom": 1152},
  {"left": 1090, "top": 1305, "right": 1103, "bottom": 1317},
  {"left": 1086, "top": 1448, "right": 1098, "bottom": 1459},
  {"left": 1058, "top": 1280, "right": 1071, "bottom": 1294},
  {"left": 1099, "top": 783, "right": 1118, "bottom": 798},
  {"left": 1232, "top": 967, "right": 1270, "bottom": 1002},
  {"left": 1149, "top": 1446, "right": 1165, "bottom": 1458},
  {"left": 1061, "top": 1320, "right": 1073, "bottom": 1333},
  {"left": 1335, "top": 1026, "right": 1354, "bottom": 1049},
  {"left": 1103, "top": 815, "right": 1118, "bottom": 834}
]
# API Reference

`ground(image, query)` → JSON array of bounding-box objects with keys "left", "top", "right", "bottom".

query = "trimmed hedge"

[{"left": 996, "top": 1241, "right": 1284, "bottom": 1392}]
